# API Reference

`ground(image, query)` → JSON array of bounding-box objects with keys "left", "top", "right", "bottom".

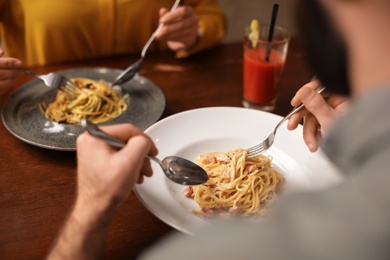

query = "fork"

[
  {"left": 18, "top": 68, "right": 77, "bottom": 95},
  {"left": 111, "top": 0, "right": 181, "bottom": 86},
  {"left": 247, "top": 85, "right": 326, "bottom": 157}
]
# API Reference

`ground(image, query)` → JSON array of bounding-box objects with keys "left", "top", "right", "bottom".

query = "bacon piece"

[
  {"left": 202, "top": 155, "right": 217, "bottom": 164},
  {"left": 201, "top": 208, "right": 215, "bottom": 218},
  {"left": 216, "top": 153, "right": 230, "bottom": 163},
  {"left": 182, "top": 186, "right": 193, "bottom": 197},
  {"left": 228, "top": 204, "right": 240, "bottom": 214}
]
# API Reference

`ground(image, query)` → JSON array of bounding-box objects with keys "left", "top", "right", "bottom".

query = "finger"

[
  {"left": 166, "top": 41, "right": 186, "bottom": 52},
  {"left": 114, "top": 135, "right": 153, "bottom": 181},
  {"left": 159, "top": 28, "right": 196, "bottom": 44},
  {"left": 137, "top": 175, "right": 144, "bottom": 184},
  {"left": 158, "top": 15, "right": 198, "bottom": 38},
  {"left": 158, "top": 25, "right": 198, "bottom": 49},
  {"left": 298, "top": 87, "right": 337, "bottom": 129},
  {"left": 291, "top": 80, "right": 321, "bottom": 107},
  {"left": 138, "top": 158, "right": 154, "bottom": 184},
  {"left": 287, "top": 105, "right": 316, "bottom": 130},
  {"left": 140, "top": 158, "right": 154, "bottom": 178},
  {"left": 327, "top": 94, "right": 349, "bottom": 111},
  {"left": 287, "top": 110, "right": 306, "bottom": 130},
  {"left": 159, "top": 7, "right": 169, "bottom": 18},
  {"left": 302, "top": 114, "right": 320, "bottom": 152},
  {"left": 99, "top": 124, "right": 158, "bottom": 156},
  {"left": 160, "top": 6, "right": 194, "bottom": 24},
  {"left": 117, "top": 135, "right": 154, "bottom": 164},
  {"left": 76, "top": 133, "right": 116, "bottom": 178},
  {"left": 77, "top": 130, "right": 115, "bottom": 156},
  {"left": 155, "top": 9, "right": 168, "bottom": 40},
  {"left": 99, "top": 123, "right": 143, "bottom": 141},
  {"left": 0, "top": 58, "right": 22, "bottom": 69}
]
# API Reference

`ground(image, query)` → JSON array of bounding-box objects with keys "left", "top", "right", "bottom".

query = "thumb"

[{"left": 159, "top": 7, "right": 169, "bottom": 19}]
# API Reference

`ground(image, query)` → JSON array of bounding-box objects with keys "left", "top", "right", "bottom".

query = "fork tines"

[
  {"left": 59, "top": 79, "right": 78, "bottom": 96},
  {"left": 247, "top": 144, "right": 266, "bottom": 158}
]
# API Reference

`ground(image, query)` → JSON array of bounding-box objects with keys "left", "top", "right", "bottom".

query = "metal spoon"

[
  {"left": 81, "top": 119, "right": 208, "bottom": 186},
  {"left": 111, "top": 0, "right": 181, "bottom": 86}
]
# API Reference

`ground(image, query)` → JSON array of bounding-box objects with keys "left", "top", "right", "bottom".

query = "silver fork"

[
  {"left": 18, "top": 68, "right": 77, "bottom": 95},
  {"left": 111, "top": 0, "right": 181, "bottom": 86},
  {"left": 247, "top": 85, "right": 326, "bottom": 157}
]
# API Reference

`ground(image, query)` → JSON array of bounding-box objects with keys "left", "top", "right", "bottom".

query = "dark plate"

[{"left": 1, "top": 67, "right": 165, "bottom": 151}]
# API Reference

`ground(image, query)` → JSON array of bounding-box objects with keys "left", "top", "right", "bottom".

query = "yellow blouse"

[{"left": 0, "top": 0, "right": 226, "bottom": 66}]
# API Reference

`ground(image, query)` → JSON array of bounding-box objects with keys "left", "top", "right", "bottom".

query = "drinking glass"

[{"left": 243, "top": 24, "right": 290, "bottom": 112}]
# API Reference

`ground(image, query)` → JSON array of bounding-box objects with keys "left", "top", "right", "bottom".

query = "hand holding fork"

[
  {"left": 18, "top": 68, "right": 78, "bottom": 95},
  {"left": 111, "top": 0, "right": 181, "bottom": 86},
  {"left": 247, "top": 85, "right": 326, "bottom": 157}
]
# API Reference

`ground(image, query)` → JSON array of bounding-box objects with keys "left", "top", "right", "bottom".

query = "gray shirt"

[{"left": 140, "top": 89, "right": 390, "bottom": 260}]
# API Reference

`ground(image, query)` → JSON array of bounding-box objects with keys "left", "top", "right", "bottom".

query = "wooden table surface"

[{"left": 0, "top": 40, "right": 312, "bottom": 259}]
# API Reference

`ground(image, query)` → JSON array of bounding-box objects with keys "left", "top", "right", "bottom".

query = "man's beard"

[{"left": 295, "top": 0, "right": 350, "bottom": 96}]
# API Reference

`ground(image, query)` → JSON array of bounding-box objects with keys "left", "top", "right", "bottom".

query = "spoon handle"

[
  {"left": 81, "top": 119, "right": 163, "bottom": 164},
  {"left": 145, "top": 155, "right": 162, "bottom": 165}
]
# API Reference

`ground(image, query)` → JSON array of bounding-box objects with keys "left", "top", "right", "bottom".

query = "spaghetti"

[
  {"left": 40, "top": 77, "right": 128, "bottom": 124},
  {"left": 184, "top": 149, "right": 284, "bottom": 218}
]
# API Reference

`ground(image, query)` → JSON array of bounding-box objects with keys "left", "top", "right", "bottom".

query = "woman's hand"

[
  {"left": 76, "top": 124, "right": 158, "bottom": 212},
  {"left": 287, "top": 80, "right": 349, "bottom": 152},
  {"left": 0, "top": 49, "right": 22, "bottom": 96},
  {"left": 156, "top": 6, "right": 199, "bottom": 51}
]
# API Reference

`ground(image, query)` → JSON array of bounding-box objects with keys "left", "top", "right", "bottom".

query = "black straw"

[{"left": 265, "top": 4, "right": 279, "bottom": 62}]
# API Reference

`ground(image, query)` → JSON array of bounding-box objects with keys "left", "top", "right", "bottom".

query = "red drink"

[{"left": 243, "top": 48, "right": 285, "bottom": 107}]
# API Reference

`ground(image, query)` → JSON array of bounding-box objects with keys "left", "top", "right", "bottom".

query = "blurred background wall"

[{"left": 216, "top": 0, "right": 296, "bottom": 43}]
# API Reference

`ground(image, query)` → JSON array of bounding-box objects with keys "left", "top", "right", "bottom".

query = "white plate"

[{"left": 135, "top": 107, "right": 342, "bottom": 234}]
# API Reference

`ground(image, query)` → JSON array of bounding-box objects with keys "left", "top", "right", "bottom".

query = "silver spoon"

[
  {"left": 111, "top": 0, "right": 181, "bottom": 86},
  {"left": 81, "top": 119, "right": 208, "bottom": 186}
]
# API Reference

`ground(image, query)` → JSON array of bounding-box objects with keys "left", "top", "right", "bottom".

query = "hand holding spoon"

[{"left": 81, "top": 119, "right": 208, "bottom": 186}]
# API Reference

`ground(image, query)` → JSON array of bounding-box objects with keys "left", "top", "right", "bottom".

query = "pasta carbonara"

[
  {"left": 40, "top": 77, "right": 128, "bottom": 124},
  {"left": 183, "top": 149, "right": 284, "bottom": 218}
]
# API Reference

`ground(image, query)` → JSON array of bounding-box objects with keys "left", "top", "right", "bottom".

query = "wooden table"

[{"left": 0, "top": 41, "right": 312, "bottom": 259}]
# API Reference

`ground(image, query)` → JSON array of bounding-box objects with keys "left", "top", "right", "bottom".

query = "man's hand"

[
  {"left": 47, "top": 124, "right": 157, "bottom": 259},
  {"left": 287, "top": 80, "right": 349, "bottom": 152},
  {"left": 76, "top": 123, "right": 158, "bottom": 211}
]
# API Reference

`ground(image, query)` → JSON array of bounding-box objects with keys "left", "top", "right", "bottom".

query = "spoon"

[
  {"left": 111, "top": 0, "right": 181, "bottom": 86},
  {"left": 81, "top": 119, "right": 208, "bottom": 186}
]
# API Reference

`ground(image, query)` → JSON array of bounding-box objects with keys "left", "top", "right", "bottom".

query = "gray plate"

[{"left": 1, "top": 67, "right": 165, "bottom": 151}]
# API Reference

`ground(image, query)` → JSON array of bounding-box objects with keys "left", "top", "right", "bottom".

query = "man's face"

[{"left": 295, "top": 0, "right": 350, "bottom": 95}]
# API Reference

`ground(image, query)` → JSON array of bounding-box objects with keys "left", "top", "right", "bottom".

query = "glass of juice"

[{"left": 243, "top": 24, "right": 290, "bottom": 111}]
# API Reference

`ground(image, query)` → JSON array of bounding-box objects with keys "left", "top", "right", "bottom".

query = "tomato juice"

[{"left": 243, "top": 47, "right": 285, "bottom": 105}]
